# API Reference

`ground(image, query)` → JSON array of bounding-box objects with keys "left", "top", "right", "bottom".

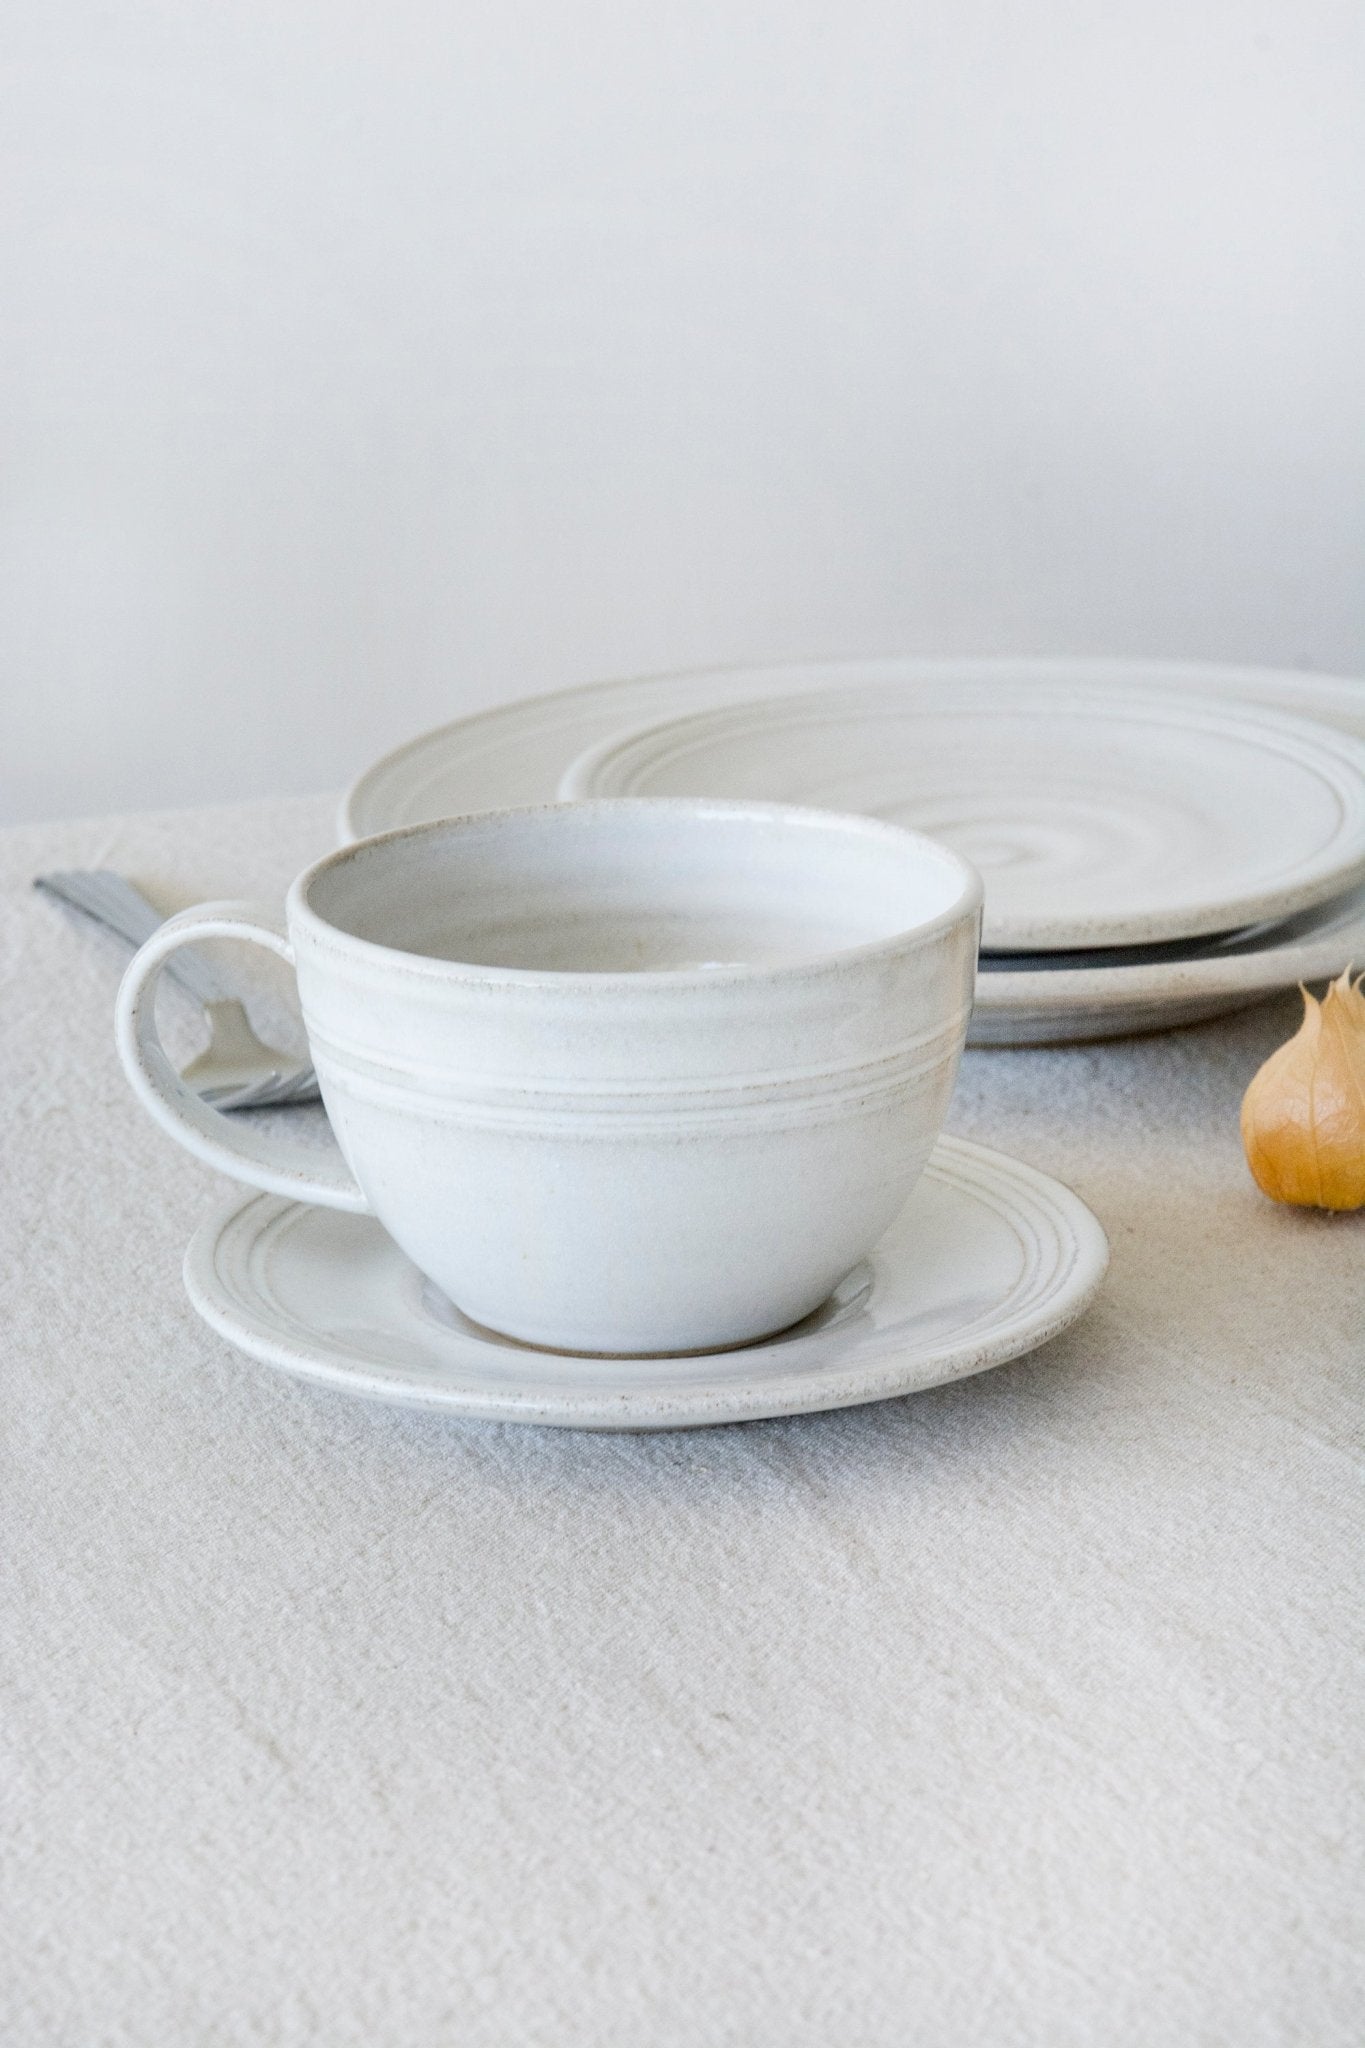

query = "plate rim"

[
  {"left": 341, "top": 654, "right": 1365, "bottom": 842},
  {"left": 182, "top": 1133, "right": 1110, "bottom": 1431},
  {"left": 550, "top": 679, "right": 1365, "bottom": 950},
  {"left": 337, "top": 656, "right": 1365, "bottom": 1030}
]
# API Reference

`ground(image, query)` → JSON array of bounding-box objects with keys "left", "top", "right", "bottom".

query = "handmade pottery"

[
  {"left": 968, "top": 879, "right": 1365, "bottom": 1043},
  {"left": 184, "top": 1136, "right": 1109, "bottom": 1429},
  {"left": 117, "top": 800, "right": 981, "bottom": 1355},
  {"left": 339, "top": 658, "right": 1365, "bottom": 1042},
  {"left": 558, "top": 683, "right": 1365, "bottom": 951}
]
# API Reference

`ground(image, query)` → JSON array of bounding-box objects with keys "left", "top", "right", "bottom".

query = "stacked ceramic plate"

[{"left": 343, "top": 658, "right": 1365, "bottom": 1045}]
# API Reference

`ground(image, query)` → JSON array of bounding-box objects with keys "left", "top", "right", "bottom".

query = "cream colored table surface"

[{"left": 2, "top": 796, "right": 1362, "bottom": 2048}]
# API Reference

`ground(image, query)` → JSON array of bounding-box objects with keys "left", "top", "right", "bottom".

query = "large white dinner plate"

[
  {"left": 966, "top": 877, "right": 1365, "bottom": 1043},
  {"left": 557, "top": 682, "right": 1365, "bottom": 950},
  {"left": 184, "top": 1136, "right": 1109, "bottom": 1431},
  {"left": 341, "top": 658, "right": 1365, "bottom": 1043}
]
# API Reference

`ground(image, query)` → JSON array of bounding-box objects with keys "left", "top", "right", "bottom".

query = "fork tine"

[
  {"left": 201, "top": 1073, "right": 284, "bottom": 1111},
  {"left": 39, "top": 865, "right": 320, "bottom": 1110},
  {"left": 276, "top": 1070, "right": 322, "bottom": 1106},
  {"left": 245, "top": 1077, "right": 297, "bottom": 1111},
  {"left": 242, "top": 1069, "right": 317, "bottom": 1109},
  {"left": 196, "top": 1063, "right": 320, "bottom": 1113}
]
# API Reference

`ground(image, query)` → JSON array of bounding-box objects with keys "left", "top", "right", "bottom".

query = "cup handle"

[{"left": 115, "top": 901, "right": 369, "bottom": 1212}]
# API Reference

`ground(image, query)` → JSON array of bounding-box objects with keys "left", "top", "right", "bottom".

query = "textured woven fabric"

[{"left": 2, "top": 795, "right": 1361, "bottom": 2047}]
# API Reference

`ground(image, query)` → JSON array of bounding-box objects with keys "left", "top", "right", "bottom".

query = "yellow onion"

[{"left": 1241, "top": 969, "right": 1365, "bottom": 1210}]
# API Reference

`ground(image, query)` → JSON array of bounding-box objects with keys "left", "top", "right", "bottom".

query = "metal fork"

[{"left": 35, "top": 869, "right": 321, "bottom": 1112}]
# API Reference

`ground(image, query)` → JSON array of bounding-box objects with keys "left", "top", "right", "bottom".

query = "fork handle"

[
  {"left": 115, "top": 902, "right": 367, "bottom": 1213},
  {"left": 36, "top": 871, "right": 234, "bottom": 1008}
]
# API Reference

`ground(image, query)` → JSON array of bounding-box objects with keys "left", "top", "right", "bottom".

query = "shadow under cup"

[{"left": 293, "top": 800, "right": 983, "bottom": 1356}]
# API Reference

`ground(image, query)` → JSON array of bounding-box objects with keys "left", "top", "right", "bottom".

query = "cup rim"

[{"left": 288, "top": 797, "right": 983, "bottom": 989}]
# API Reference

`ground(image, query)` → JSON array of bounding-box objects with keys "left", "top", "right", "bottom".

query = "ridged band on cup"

[{"left": 305, "top": 1006, "right": 972, "bottom": 1135}]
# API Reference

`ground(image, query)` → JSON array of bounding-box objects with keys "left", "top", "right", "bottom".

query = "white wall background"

[{"left": 2, "top": 0, "right": 1362, "bottom": 825}]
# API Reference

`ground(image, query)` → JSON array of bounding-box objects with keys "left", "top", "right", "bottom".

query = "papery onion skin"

[{"left": 1241, "top": 970, "right": 1365, "bottom": 1211}]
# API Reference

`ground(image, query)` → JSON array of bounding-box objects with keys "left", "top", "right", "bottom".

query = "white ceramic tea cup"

[{"left": 116, "top": 800, "right": 981, "bottom": 1355}]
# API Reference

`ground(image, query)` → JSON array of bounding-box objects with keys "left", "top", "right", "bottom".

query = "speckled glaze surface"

[
  {"left": 183, "top": 1135, "right": 1109, "bottom": 1430},
  {"left": 342, "top": 659, "right": 1365, "bottom": 845},
  {"left": 340, "top": 658, "right": 1365, "bottom": 1042},
  {"left": 118, "top": 800, "right": 981, "bottom": 1356},
  {"left": 969, "top": 879, "right": 1365, "bottom": 1044},
  {"left": 559, "top": 684, "right": 1365, "bottom": 951}
]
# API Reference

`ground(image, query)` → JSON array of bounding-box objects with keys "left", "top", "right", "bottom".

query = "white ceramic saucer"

[
  {"left": 558, "top": 683, "right": 1365, "bottom": 951},
  {"left": 184, "top": 1135, "right": 1108, "bottom": 1430},
  {"left": 339, "top": 658, "right": 1365, "bottom": 1043}
]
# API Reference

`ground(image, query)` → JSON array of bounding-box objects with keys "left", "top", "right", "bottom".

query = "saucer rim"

[{"left": 182, "top": 1134, "right": 1109, "bottom": 1431}]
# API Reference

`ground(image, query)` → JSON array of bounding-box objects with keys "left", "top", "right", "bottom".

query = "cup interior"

[{"left": 303, "top": 800, "right": 977, "bottom": 976}]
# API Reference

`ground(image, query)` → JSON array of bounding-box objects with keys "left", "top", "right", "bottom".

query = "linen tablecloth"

[{"left": 2, "top": 794, "right": 1361, "bottom": 2048}]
